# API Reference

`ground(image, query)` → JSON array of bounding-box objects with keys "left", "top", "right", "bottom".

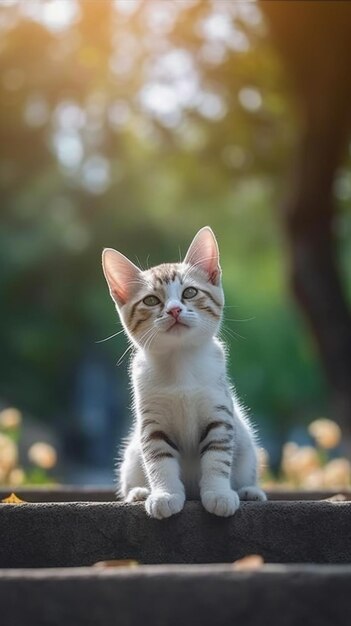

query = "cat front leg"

[
  {"left": 233, "top": 437, "right": 267, "bottom": 502},
  {"left": 119, "top": 436, "right": 150, "bottom": 502},
  {"left": 141, "top": 424, "right": 185, "bottom": 520},
  {"left": 199, "top": 419, "right": 239, "bottom": 517}
]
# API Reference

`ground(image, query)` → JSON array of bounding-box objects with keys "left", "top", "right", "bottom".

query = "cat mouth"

[{"left": 166, "top": 320, "right": 189, "bottom": 332}]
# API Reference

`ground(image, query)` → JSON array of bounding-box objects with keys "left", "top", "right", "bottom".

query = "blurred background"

[{"left": 1, "top": 0, "right": 351, "bottom": 489}]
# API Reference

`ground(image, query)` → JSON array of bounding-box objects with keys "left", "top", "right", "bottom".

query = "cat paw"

[
  {"left": 238, "top": 486, "right": 267, "bottom": 501},
  {"left": 201, "top": 489, "right": 240, "bottom": 517},
  {"left": 125, "top": 487, "right": 150, "bottom": 503},
  {"left": 145, "top": 492, "right": 185, "bottom": 519}
]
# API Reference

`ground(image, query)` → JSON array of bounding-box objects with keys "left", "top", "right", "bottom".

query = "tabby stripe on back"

[
  {"left": 200, "top": 438, "right": 232, "bottom": 455},
  {"left": 219, "top": 459, "right": 231, "bottom": 468},
  {"left": 215, "top": 404, "right": 233, "bottom": 417},
  {"left": 201, "top": 443, "right": 232, "bottom": 455},
  {"left": 143, "top": 448, "right": 176, "bottom": 462},
  {"left": 145, "top": 430, "right": 179, "bottom": 451},
  {"left": 152, "top": 451, "right": 175, "bottom": 460},
  {"left": 200, "top": 420, "right": 232, "bottom": 443},
  {"left": 140, "top": 417, "right": 159, "bottom": 429},
  {"left": 218, "top": 469, "right": 230, "bottom": 478}
]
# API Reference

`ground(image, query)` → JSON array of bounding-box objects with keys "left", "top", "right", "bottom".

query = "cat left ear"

[
  {"left": 184, "top": 226, "right": 221, "bottom": 285},
  {"left": 102, "top": 248, "right": 141, "bottom": 306}
]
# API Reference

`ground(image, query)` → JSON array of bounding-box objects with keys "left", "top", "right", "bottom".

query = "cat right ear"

[{"left": 102, "top": 248, "right": 141, "bottom": 306}]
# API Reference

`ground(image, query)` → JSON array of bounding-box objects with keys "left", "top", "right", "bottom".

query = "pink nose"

[{"left": 167, "top": 306, "right": 181, "bottom": 320}]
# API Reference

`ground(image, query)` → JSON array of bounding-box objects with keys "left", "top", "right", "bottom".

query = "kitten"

[{"left": 102, "top": 226, "right": 266, "bottom": 519}]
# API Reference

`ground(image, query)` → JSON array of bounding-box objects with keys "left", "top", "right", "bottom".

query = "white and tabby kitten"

[{"left": 102, "top": 227, "right": 266, "bottom": 519}]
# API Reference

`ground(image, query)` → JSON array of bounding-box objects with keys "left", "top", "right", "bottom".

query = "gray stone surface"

[
  {"left": 1, "top": 486, "right": 351, "bottom": 502},
  {"left": 0, "top": 564, "right": 350, "bottom": 626},
  {"left": 1, "top": 500, "right": 351, "bottom": 568}
]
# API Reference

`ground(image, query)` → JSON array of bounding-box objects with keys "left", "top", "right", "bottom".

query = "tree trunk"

[
  {"left": 286, "top": 112, "right": 351, "bottom": 436},
  {"left": 261, "top": 1, "right": 351, "bottom": 438}
]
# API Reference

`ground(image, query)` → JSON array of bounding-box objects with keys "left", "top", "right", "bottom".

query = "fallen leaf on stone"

[
  {"left": 1, "top": 492, "right": 26, "bottom": 504},
  {"left": 233, "top": 555, "right": 264, "bottom": 570},
  {"left": 324, "top": 494, "right": 347, "bottom": 502},
  {"left": 93, "top": 559, "right": 139, "bottom": 568}
]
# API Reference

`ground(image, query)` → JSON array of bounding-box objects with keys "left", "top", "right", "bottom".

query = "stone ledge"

[
  {"left": 1, "top": 486, "right": 351, "bottom": 502},
  {"left": 1, "top": 500, "right": 350, "bottom": 568},
  {"left": 0, "top": 564, "right": 350, "bottom": 626}
]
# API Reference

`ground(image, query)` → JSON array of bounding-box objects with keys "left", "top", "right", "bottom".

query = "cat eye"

[
  {"left": 182, "top": 287, "right": 198, "bottom": 299},
  {"left": 143, "top": 295, "right": 161, "bottom": 306}
]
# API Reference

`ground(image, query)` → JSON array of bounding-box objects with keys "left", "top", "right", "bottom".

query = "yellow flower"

[
  {"left": 323, "top": 458, "right": 351, "bottom": 488},
  {"left": 28, "top": 442, "right": 57, "bottom": 469},
  {"left": 0, "top": 407, "right": 22, "bottom": 430},
  {"left": 308, "top": 418, "right": 341, "bottom": 449},
  {"left": 282, "top": 443, "right": 320, "bottom": 483},
  {"left": 302, "top": 469, "right": 325, "bottom": 489},
  {"left": 0, "top": 433, "right": 18, "bottom": 473},
  {"left": 295, "top": 446, "right": 320, "bottom": 478}
]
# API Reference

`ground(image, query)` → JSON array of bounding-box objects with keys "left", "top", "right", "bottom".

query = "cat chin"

[
  {"left": 165, "top": 321, "right": 190, "bottom": 334},
  {"left": 140, "top": 329, "right": 214, "bottom": 353}
]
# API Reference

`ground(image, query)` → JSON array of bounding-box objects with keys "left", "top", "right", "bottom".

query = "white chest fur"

[{"left": 131, "top": 340, "right": 231, "bottom": 463}]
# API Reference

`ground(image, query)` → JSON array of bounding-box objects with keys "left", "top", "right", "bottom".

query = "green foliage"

[{"left": 0, "top": 0, "right": 335, "bottom": 439}]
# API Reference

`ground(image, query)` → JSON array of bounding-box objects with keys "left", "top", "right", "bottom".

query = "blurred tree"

[
  {"left": 261, "top": 1, "right": 351, "bottom": 438},
  {"left": 0, "top": 0, "right": 340, "bottom": 451}
]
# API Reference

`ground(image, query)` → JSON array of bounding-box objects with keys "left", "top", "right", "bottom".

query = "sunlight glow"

[
  {"left": 197, "top": 10, "right": 250, "bottom": 52},
  {"left": 114, "top": 0, "right": 140, "bottom": 16},
  {"left": 20, "top": 0, "right": 79, "bottom": 33},
  {"left": 53, "top": 131, "right": 83, "bottom": 169},
  {"left": 197, "top": 92, "right": 227, "bottom": 120},
  {"left": 81, "top": 155, "right": 111, "bottom": 195},
  {"left": 140, "top": 83, "right": 181, "bottom": 128},
  {"left": 238, "top": 87, "right": 262, "bottom": 112},
  {"left": 54, "top": 101, "right": 86, "bottom": 130}
]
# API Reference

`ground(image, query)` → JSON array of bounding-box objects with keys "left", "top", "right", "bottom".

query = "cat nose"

[{"left": 167, "top": 306, "right": 182, "bottom": 320}]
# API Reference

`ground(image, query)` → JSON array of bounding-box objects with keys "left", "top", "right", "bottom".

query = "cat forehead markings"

[{"left": 148, "top": 263, "right": 183, "bottom": 286}]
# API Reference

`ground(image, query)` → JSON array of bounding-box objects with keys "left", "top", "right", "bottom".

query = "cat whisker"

[
  {"left": 95, "top": 329, "right": 125, "bottom": 343},
  {"left": 142, "top": 327, "right": 159, "bottom": 352},
  {"left": 221, "top": 324, "right": 246, "bottom": 341},
  {"left": 219, "top": 326, "right": 238, "bottom": 344},
  {"left": 224, "top": 317, "right": 255, "bottom": 323},
  {"left": 116, "top": 342, "right": 134, "bottom": 367},
  {"left": 134, "top": 255, "right": 146, "bottom": 271},
  {"left": 116, "top": 328, "right": 156, "bottom": 367},
  {"left": 139, "top": 326, "right": 159, "bottom": 349},
  {"left": 182, "top": 253, "right": 217, "bottom": 281},
  {"left": 123, "top": 279, "right": 145, "bottom": 287}
]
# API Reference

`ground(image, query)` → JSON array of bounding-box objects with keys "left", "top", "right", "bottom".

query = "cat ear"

[
  {"left": 184, "top": 226, "right": 221, "bottom": 285},
  {"left": 102, "top": 248, "right": 141, "bottom": 306}
]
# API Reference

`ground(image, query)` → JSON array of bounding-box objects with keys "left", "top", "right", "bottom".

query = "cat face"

[{"left": 102, "top": 227, "right": 224, "bottom": 352}]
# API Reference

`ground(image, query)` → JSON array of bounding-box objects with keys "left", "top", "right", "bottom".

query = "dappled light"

[{"left": 1, "top": 0, "right": 351, "bottom": 486}]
